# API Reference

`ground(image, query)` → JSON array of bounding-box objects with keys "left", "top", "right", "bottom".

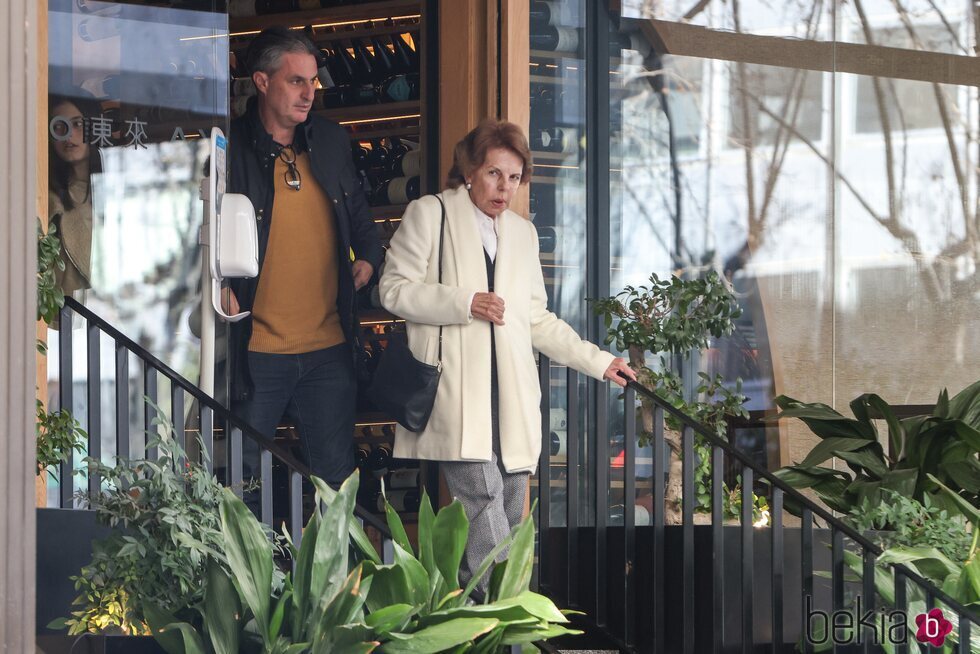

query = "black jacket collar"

[{"left": 243, "top": 96, "right": 311, "bottom": 158}]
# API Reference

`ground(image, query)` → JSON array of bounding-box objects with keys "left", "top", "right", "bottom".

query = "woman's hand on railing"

[{"left": 603, "top": 358, "right": 636, "bottom": 387}]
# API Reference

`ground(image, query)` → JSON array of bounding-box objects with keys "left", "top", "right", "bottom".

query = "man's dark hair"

[{"left": 245, "top": 26, "right": 318, "bottom": 76}]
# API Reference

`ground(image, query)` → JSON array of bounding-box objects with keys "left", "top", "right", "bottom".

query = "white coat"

[{"left": 378, "top": 185, "right": 614, "bottom": 472}]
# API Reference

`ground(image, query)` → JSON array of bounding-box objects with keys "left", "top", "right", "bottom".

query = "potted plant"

[
  {"left": 771, "top": 381, "right": 980, "bottom": 517},
  {"left": 148, "top": 473, "right": 581, "bottom": 653},
  {"left": 593, "top": 270, "right": 762, "bottom": 525}
]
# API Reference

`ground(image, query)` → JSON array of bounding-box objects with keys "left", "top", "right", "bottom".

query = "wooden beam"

[
  {"left": 635, "top": 18, "right": 980, "bottom": 87},
  {"left": 36, "top": 0, "right": 49, "bottom": 509},
  {"left": 2, "top": 0, "right": 39, "bottom": 649},
  {"left": 500, "top": 0, "right": 530, "bottom": 220}
]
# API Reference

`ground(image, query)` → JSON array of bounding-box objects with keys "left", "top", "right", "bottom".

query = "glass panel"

[
  {"left": 837, "top": 0, "right": 972, "bottom": 56},
  {"left": 47, "top": 0, "right": 228, "bottom": 386},
  {"left": 608, "top": 16, "right": 835, "bottom": 508},
  {"left": 529, "top": 0, "right": 590, "bottom": 529}
]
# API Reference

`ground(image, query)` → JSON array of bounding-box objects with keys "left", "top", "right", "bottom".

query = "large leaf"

[
  {"left": 835, "top": 447, "right": 888, "bottom": 480},
  {"left": 431, "top": 501, "right": 468, "bottom": 592},
  {"left": 315, "top": 566, "right": 371, "bottom": 637},
  {"left": 799, "top": 437, "right": 880, "bottom": 469},
  {"left": 309, "top": 475, "right": 359, "bottom": 639},
  {"left": 486, "top": 591, "right": 568, "bottom": 624},
  {"left": 416, "top": 490, "right": 442, "bottom": 607},
  {"left": 365, "top": 603, "right": 415, "bottom": 636},
  {"left": 952, "top": 421, "right": 980, "bottom": 452},
  {"left": 382, "top": 617, "right": 500, "bottom": 654},
  {"left": 877, "top": 546, "right": 960, "bottom": 584},
  {"left": 203, "top": 560, "right": 241, "bottom": 654},
  {"left": 391, "top": 541, "right": 430, "bottom": 607},
  {"left": 947, "top": 379, "right": 980, "bottom": 424},
  {"left": 773, "top": 396, "right": 875, "bottom": 441},
  {"left": 879, "top": 468, "right": 917, "bottom": 497},
  {"left": 290, "top": 512, "right": 319, "bottom": 639},
  {"left": 862, "top": 394, "right": 906, "bottom": 462},
  {"left": 927, "top": 474, "right": 980, "bottom": 527},
  {"left": 495, "top": 518, "right": 535, "bottom": 600},
  {"left": 144, "top": 603, "right": 186, "bottom": 654},
  {"left": 461, "top": 525, "right": 523, "bottom": 603},
  {"left": 158, "top": 622, "right": 207, "bottom": 654},
  {"left": 219, "top": 488, "right": 272, "bottom": 643},
  {"left": 772, "top": 466, "right": 849, "bottom": 490},
  {"left": 384, "top": 495, "right": 414, "bottom": 557},
  {"left": 499, "top": 622, "right": 582, "bottom": 646},
  {"left": 940, "top": 460, "right": 980, "bottom": 494},
  {"left": 313, "top": 474, "right": 382, "bottom": 566},
  {"left": 960, "top": 557, "right": 980, "bottom": 605},
  {"left": 364, "top": 564, "right": 414, "bottom": 613}
]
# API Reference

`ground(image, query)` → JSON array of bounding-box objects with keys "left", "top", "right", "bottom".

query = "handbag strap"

[{"left": 434, "top": 194, "right": 447, "bottom": 368}]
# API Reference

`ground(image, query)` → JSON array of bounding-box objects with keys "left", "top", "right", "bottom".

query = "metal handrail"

[
  {"left": 625, "top": 378, "right": 980, "bottom": 624},
  {"left": 56, "top": 297, "right": 391, "bottom": 539}
]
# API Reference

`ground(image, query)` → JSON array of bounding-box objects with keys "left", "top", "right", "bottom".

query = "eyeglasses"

[{"left": 279, "top": 145, "right": 301, "bottom": 191}]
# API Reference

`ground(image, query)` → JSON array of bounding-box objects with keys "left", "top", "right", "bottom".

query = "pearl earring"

[{"left": 465, "top": 181, "right": 472, "bottom": 190}]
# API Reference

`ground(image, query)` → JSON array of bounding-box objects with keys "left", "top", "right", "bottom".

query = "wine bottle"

[
  {"left": 370, "top": 37, "right": 411, "bottom": 102},
  {"left": 367, "top": 138, "right": 391, "bottom": 182},
  {"left": 529, "top": 1, "right": 573, "bottom": 27},
  {"left": 387, "top": 33, "right": 412, "bottom": 75},
  {"left": 355, "top": 444, "right": 371, "bottom": 469},
  {"left": 380, "top": 488, "right": 420, "bottom": 512},
  {"left": 389, "top": 147, "right": 421, "bottom": 178},
  {"left": 316, "top": 49, "right": 335, "bottom": 89},
  {"left": 392, "top": 33, "right": 421, "bottom": 99},
  {"left": 550, "top": 430, "right": 566, "bottom": 456},
  {"left": 529, "top": 26, "right": 581, "bottom": 53},
  {"left": 372, "top": 176, "right": 419, "bottom": 205},
  {"left": 350, "top": 39, "right": 380, "bottom": 104},
  {"left": 367, "top": 444, "right": 392, "bottom": 479},
  {"left": 387, "top": 468, "right": 420, "bottom": 490}
]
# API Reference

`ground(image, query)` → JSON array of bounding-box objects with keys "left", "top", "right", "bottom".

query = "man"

[{"left": 225, "top": 26, "right": 382, "bottom": 490}]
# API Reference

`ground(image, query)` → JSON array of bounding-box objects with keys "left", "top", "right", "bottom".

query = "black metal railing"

[
  {"left": 533, "top": 357, "right": 980, "bottom": 653},
  {"left": 51, "top": 297, "right": 392, "bottom": 555}
]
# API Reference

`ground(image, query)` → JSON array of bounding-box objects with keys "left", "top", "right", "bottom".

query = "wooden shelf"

[
  {"left": 230, "top": 0, "right": 422, "bottom": 34},
  {"left": 350, "top": 125, "right": 420, "bottom": 141},
  {"left": 359, "top": 307, "right": 402, "bottom": 324},
  {"left": 370, "top": 204, "right": 407, "bottom": 219},
  {"left": 308, "top": 20, "right": 420, "bottom": 46},
  {"left": 316, "top": 100, "right": 420, "bottom": 124}
]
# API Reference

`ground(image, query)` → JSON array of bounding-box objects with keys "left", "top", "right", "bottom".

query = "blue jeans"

[{"left": 234, "top": 343, "right": 356, "bottom": 486}]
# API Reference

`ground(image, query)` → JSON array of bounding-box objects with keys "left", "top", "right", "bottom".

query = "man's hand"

[
  {"left": 603, "top": 358, "right": 637, "bottom": 387},
  {"left": 471, "top": 292, "right": 506, "bottom": 326},
  {"left": 352, "top": 260, "right": 374, "bottom": 290},
  {"left": 221, "top": 287, "right": 240, "bottom": 315}
]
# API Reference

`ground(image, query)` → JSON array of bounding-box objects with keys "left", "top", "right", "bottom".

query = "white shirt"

[
  {"left": 467, "top": 204, "right": 499, "bottom": 318},
  {"left": 474, "top": 204, "right": 498, "bottom": 262}
]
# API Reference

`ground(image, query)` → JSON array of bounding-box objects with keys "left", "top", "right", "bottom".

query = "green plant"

[
  {"left": 148, "top": 473, "right": 374, "bottom": 654},
  {"left": 35, "top": 397, "right": 86, "bottom": 479},
  {"left": 846, "top": 489, "right": 972, "bottom": 562},
  {"left": 150, "top": 472, "right": 579, "bottom": 654},
  {"left": 813, "top": 476, "right": 980, "bottom": 653},
  {"left": 58, "top": 402, "right": 259, "bottom": 636},
  {"left": 37, "top": 217, "right": 66, "bottom": 327},
  {"left": 593, "top": 271, "right": 756, "bottom": 524},
  {"left": 772, "top": 381, "right": 980, "bottom": 518}
]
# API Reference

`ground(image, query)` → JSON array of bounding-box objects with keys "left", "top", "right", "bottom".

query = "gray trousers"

[{"left": 441, "top": 439, "right": 530, "bottom": 597}]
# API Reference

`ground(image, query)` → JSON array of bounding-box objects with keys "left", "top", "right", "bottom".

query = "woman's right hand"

[{"left": 471, "top": 292, "right": 506, "bottom": 325}]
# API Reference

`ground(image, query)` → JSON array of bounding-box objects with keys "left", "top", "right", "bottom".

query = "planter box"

[
  {"left": 541, "top": 525, "right": 837, "bottom": 652},
  {"left": 37, "top": 634, "right": 165, "bottom": 654},
  {"left": 36, "top": 508, "right": 115, "bottom": 636}
]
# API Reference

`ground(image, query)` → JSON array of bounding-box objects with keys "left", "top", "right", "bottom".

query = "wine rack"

[{"left": 230, "top": 0, "right": 434, "bottom": 529}]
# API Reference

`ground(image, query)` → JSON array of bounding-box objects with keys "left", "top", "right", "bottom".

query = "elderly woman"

[{"left": 379, "top": 119, "right": 634, "bottom": 596}]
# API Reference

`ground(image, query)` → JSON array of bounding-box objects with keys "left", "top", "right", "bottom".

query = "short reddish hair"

[{"left": 446, "top": 119, "right": 533, "bottom": 189}]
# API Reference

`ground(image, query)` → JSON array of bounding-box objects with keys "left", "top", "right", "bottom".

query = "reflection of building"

[{"left": 3, "top": 0, "right": 979, "bottom": 650}]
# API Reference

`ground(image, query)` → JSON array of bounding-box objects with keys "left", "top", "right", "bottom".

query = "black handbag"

[{"left": 368, "top": 195, "right": 446, "bottom": 432}]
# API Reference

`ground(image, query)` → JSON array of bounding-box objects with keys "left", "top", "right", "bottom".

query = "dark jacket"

[{"left": 227, "top": 99, "right": 383, "bottom": 401}]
